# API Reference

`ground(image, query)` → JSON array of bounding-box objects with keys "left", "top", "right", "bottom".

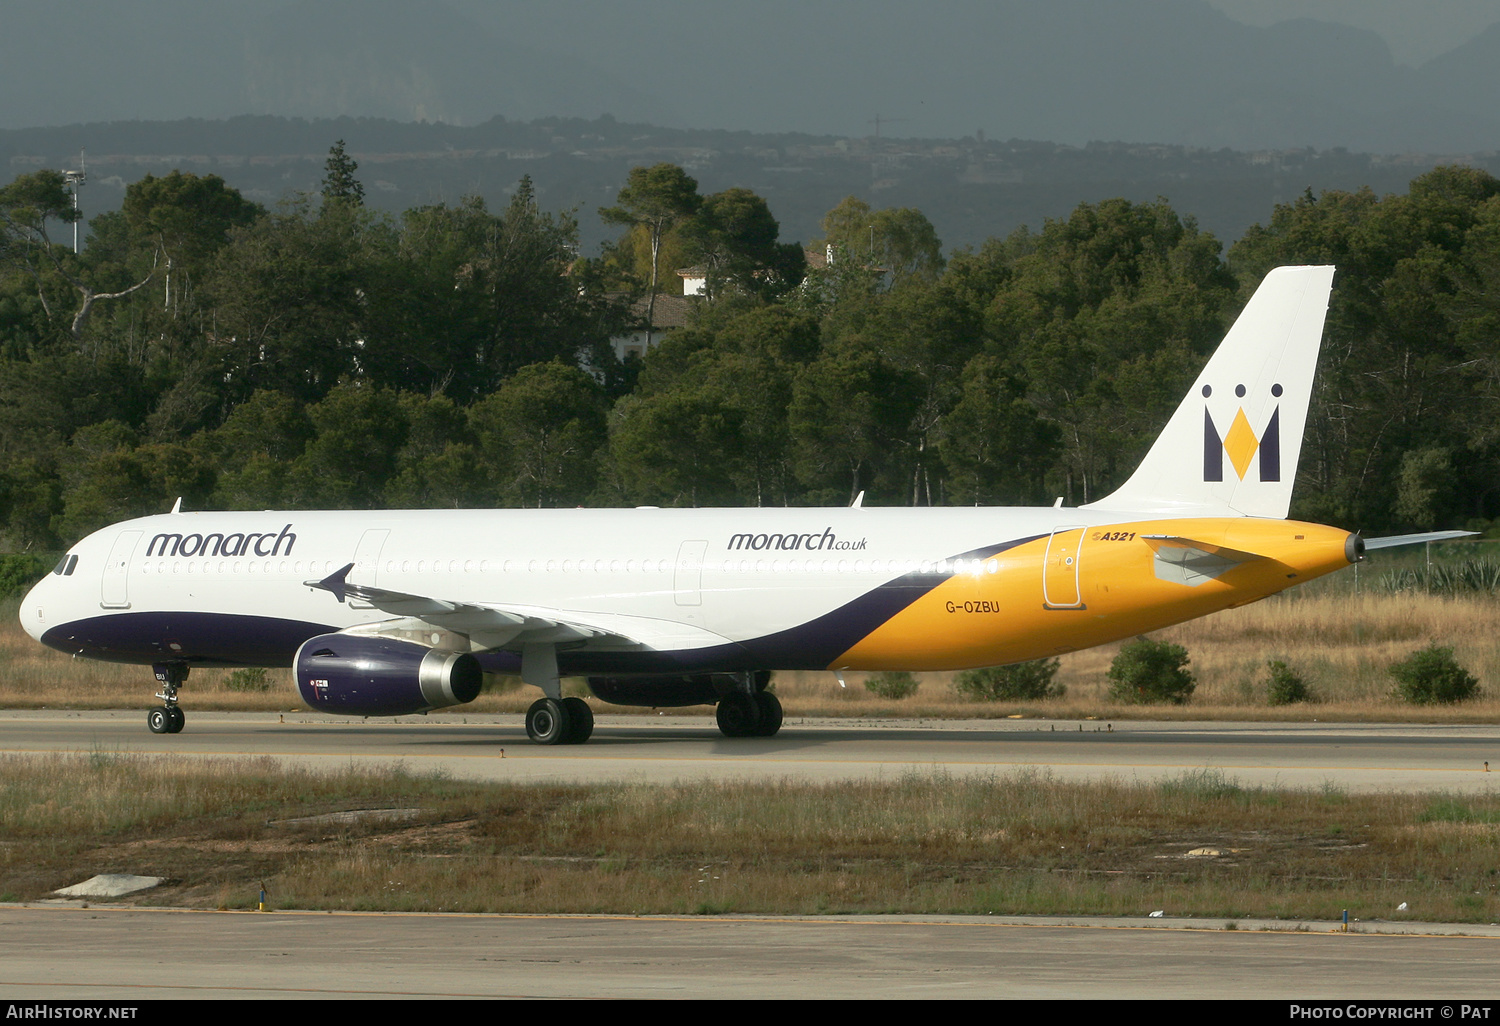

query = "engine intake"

[{"left": 295, "top": 633, "right": 482, "bottom": 716}]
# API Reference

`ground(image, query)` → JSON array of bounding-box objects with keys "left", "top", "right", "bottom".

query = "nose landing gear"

[{"left": 149, "top": 663, "right": 188, "bottom": 734}]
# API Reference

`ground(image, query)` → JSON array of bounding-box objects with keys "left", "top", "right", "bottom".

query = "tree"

[
  {"left": 206, "top": 389, "right": 313, "bottom": 509},
  {"left": 789, "top": 339, "right": 923, "bottom": 504},
  {"left": 322, "top": 140, "right": 365, "bottom": 208},
  {"left": 0, "top": 170, "right": 159, "bottom": 340},
  {"left": 292, "top": 381, "right": 406, "bottom": 507},
  {"left": 600, "top": 164, "right": 702, "bottom": 346},
  {"left": 375, "top": 182, "right": 619, "bottom": 398},
  {"left": 1393, "top": 448, "right": 1453, "bottom": 530},
  {"left": 679, "top": 187, "right": 805, "bottom": 300},
  {"left": 939, "top": 354, "right": 1059, "bottom": 505},
  {"left": 385, "top": 392, "right": 485, "bottom": 509},
  {"left": 816, "top": 196, "right": 945, "bottom": 285},
  {"left": 121, "top": 171, "right": 262, "bottom": 315},
  {"left": 198, "top": 194, "right": 381, "bottom": 402},
  {"left": 605, "top": 385, "right": 745, "bottom": 507},
  {"left": 469, "top": 362, "right": 607, "bottom": 507},
  {"left": 993, "top": 197, "right": 1236, "bottom": 504}
]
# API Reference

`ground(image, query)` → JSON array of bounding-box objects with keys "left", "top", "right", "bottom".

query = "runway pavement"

[
  {"left": 4, "top": 904, "right": 1500, "bottom": 999},
  {"left": 2, "top": 709, "right": 1498, "bottom": 792}
]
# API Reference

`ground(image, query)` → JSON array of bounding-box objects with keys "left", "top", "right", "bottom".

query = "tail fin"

[{"left": 1083, "top": 265, "right": 1334, "bottom": 519}]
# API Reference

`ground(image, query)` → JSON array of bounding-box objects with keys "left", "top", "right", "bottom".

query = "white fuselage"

[{"left": 22, "top": 503, "right": 1353, "bottom": 679}]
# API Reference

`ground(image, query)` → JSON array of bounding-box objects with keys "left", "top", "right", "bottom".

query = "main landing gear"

[
  {"left": 716, "top": 675, "right": 783, "bottom": 738},
  {"left": 525, "top": 696, "right": 594, "bottom": 745},
  {"left": 148, "top": 663, "right": 187, "bottom": 734},
  {"left": 520, "top": 643, "right": 595, "bottom": 746}
]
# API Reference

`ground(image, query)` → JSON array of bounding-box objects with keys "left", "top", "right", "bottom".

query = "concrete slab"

[{"left": 52, "top": 874, "right": 163, "bottom": 899}]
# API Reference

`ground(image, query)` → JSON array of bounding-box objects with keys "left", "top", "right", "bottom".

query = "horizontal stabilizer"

[
  {"left": 1361, "top": 530, "right": 1476, "bottom": 551},
  {"left": 1140, "top": 535, "right": 1269, "bottom": 563},
  {"left": 1140, "top": 535, "right": 1269, "bottom": 588}
]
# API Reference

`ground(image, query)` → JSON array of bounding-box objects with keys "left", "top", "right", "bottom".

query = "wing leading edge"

[{"left": 303, "top": 562, "right": 730, "bottom": 653}]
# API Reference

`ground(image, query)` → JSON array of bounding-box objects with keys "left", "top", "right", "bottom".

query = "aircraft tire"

[
  {"left": 525, "top": 698, "right": 572, "bottom": 745},
  {"left": 715, "top": 692, "right": 761, "bottom": 738},
  {"left": 562, "top": 697, "right": 594, "bottom": 744},
  {"left": 167, "top": 707, "right": 185, "bottom": 733},
  {"left": 753, "top": 691, "right": 783, "bottom": 737},
  {"left": 147, "top": 707, "right": 170, "bottom": 734}
]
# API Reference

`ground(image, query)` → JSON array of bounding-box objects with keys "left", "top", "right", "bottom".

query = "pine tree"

[{"left": 321, "top": 140, "right": 364, "bottom": 208}]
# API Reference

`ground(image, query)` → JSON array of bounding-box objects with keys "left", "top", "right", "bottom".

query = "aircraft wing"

[{"left": 303, "top": 563, "right": 729, "bottom": 653}]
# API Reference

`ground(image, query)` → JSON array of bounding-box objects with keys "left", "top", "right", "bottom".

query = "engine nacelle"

[
  {"left": 587, "top": 670, "right": 769, "bottom": 708},
  {"left": 295, "top": 632, "right": 483, "bottom": 716}
]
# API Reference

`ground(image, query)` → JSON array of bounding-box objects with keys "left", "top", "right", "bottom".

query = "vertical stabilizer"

[{"left": 1083, "top": 265, "right": 1334, "bottom": 519}]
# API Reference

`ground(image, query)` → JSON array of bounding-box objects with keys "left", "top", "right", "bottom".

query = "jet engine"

[{"left": 294, "top": 633, "right": 482, "bottom": 716}]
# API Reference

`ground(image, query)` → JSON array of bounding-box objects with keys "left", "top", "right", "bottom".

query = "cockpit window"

[
  {"left": 65, "top": 554, "right": 78, "bottom": 575},
  {"left": 54, "top": 554, "right": 78, "bottom": 576}
]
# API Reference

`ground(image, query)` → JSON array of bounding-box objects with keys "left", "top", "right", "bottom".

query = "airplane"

[{"left": 19, "top": 265, "right": 1468, "bottom": 745}]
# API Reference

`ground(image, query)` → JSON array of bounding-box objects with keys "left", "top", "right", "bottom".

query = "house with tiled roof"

[{"left": 610, "top": 287, "right": 696, "bottom": 363}]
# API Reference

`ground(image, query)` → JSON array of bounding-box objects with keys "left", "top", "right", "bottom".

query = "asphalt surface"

[
  {"left": 3, "top": 709, "right": 1498, "bottom": 791},
  {"left": 4, "top": 905, "right": 1500, "bottom": 1000}
]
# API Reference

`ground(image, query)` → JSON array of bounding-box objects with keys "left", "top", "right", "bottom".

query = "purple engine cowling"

[{"left": 294, "top": 633, "right": 483, "bottom": 716}]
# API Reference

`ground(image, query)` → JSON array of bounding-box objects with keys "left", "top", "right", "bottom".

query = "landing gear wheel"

[
  {"left": 753, "top": 691, "right": 783, "bottom": 737},
  {"left": 150, "top": 663, "right": 189, "bottom": 736},
  {"left": 526, "top": 698, "right": 572, "bottom": 745},
  {"left": 562, "top": 697, "right": 594, "bottom": 744},
  {"left": 715, "top": 692, "right": 762, "bottom": 738}
]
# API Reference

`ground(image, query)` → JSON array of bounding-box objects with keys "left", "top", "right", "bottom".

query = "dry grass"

[
  {"left": 4, "top": 754, "right": 1498, "bottom": 922},
  {"left": 4, "top": 574, "right": 1499, "bottom": 722}
]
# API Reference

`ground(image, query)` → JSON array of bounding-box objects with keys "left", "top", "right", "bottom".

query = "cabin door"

[
  {"left": 100, "top": 530, "right": 142, "bottom": 609},
  {"left": 1042, "top": 526, "right": 1086, "bottom": 609},
  {"left": 674, "top": 540, "right": 708, "bottom": 607},
  {"left": 349, "top": 529, "right": 389, "bottom": 610}
]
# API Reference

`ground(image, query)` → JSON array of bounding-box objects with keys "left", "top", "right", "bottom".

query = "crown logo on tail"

[{"left": 1203, "top": 383, "right": 1282, "bottom": 483}]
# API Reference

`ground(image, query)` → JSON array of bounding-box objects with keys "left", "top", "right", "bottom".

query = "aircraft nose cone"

[{"left": 20, "top": 579, "right": 48, "bottom": 642}]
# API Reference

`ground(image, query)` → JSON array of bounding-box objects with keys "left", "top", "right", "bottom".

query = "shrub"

[
  {"left": 1264, "top": 660, "right": 1311, "bottom": 705},
  {"left": 0, "top": 553, "right": 51, "bottom": 599},
  {"left": 1388, "top": 645, "right": 1480, "bottom": 704},
  {"left": 863, "top": 670, "right": 919, "bottom": 700},
  {"left": 224, "top": 667, "right": 272, "bottom": 692},
  {"left": 1107, "top": 638, "right": 1195, "bottom": 704},
  {"left": 951, "top": 659, "right": 1064, "bottom": 701}
]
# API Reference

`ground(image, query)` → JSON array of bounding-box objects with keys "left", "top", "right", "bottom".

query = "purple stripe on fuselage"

[{"left": 41, "top": 612, "right": 339, "bottom": 667}]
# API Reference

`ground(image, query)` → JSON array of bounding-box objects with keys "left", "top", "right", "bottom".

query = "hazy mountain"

[
  {"left": 238, "top": 0, "right": 667, "bottom": 125},
  {"left": 2, "top": 0, "right": 1498, "bottom": 153}
]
